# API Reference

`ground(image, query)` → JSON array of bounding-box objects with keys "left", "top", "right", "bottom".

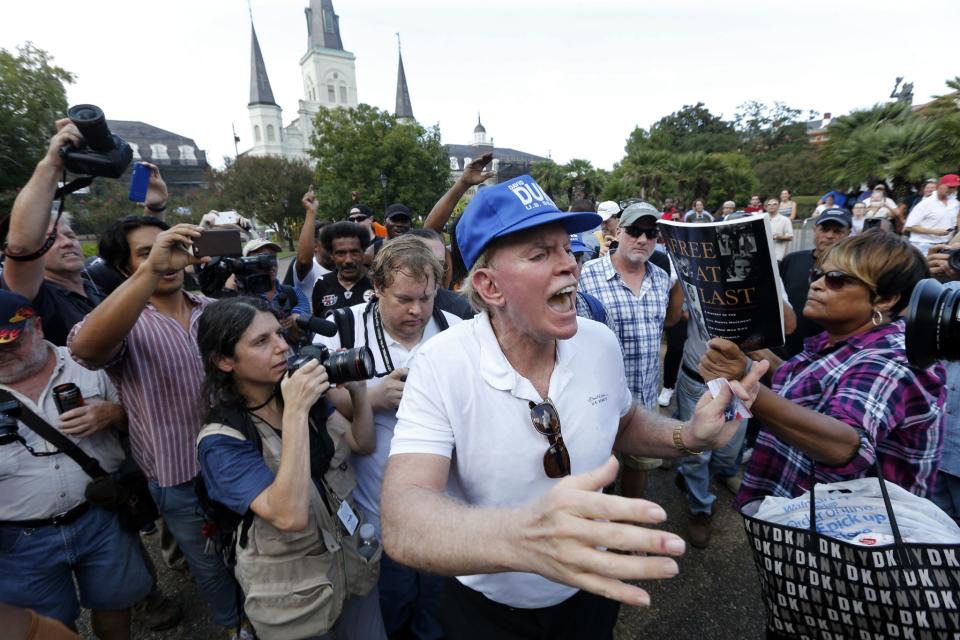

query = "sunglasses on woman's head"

[
  {"left": 809, "top": 267, "right": 869, "bottom": 291},
  {"left": 528, "top": 399, "right": 571, "bottom": 478}
]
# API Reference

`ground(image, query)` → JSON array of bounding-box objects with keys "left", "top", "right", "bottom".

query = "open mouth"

[{"left": 547, "top": 284, "right": 577, "bottom": 313}]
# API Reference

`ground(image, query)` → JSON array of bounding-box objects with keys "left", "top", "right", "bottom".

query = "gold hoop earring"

[{"left": 871, "top": 309, "right": 883, "bottom": 326}]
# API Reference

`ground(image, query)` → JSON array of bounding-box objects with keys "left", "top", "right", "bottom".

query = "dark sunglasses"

[
  {"left": 808, "top": 267, "right": 870, "bottom": 291},
  {"left": 348, "top": 215, "right": 369, "bottom": 223},
  {"left": 528, "top": 400, "right": 571, "bottom": 478},
  {"left": 622, "top": 226, "right": 658, "bottom": 240}
]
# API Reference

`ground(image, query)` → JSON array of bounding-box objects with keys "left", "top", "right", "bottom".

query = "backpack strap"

[
  {"left": 331, "top": 306, "right": 356, "bottom": 348},
  {"left": 578, "top": 291, "right": 607, "bottom": 324},
  {"left": 197, "top": 423, "right": 247, "bottom": 445}
]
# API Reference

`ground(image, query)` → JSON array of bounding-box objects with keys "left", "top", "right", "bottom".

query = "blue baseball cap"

[
  {"left": 570, "top": 233, "right": 589, "bottom": 255},
  {"left": 456, "top": 175, "right": 601, "bottom": 269},
  {"left": 0, "top": 289, "right": 37, "bottom": 344}
]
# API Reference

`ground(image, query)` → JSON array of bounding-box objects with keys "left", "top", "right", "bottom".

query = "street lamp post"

[{"left": 379, "top": 170, "right": 388, "bottom": 215}]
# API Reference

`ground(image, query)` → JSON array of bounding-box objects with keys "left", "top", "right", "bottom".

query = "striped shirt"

[
  {"left": 69, "top": 291, "right": 212, "bottom": 487},
  {"left": 735, "top": 320, "right": 946, "bottom": 509},
  {"left": 578, "top": 255, "right": 671, "bottom": 409}
]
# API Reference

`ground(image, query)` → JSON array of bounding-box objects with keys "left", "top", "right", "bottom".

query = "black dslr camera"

[
  {"left": 0, "top": 400, "right": 21, "bottom": 446},
  {"left": 905, "top": 278, "right": 960, "bottom": 368},
  {"left": 287, "top": 344, "right": 375, "bottom": 385},
  {"left": 197, "top": 254, "right": 276, "bottom": 297},
  {"left": 59, "top": 104, "right": 133, "bottom": 178}
]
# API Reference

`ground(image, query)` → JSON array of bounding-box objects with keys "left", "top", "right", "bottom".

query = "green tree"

[
  {"left": 561, "top": 158, "right": 606, "bottom": 203},
  {"left": 0, "top": 43, "right": 74, "bottom": 211},
  {"left": 218, "top": 155, "right": 314, "bottom": 248},
  {"left": 310, "top": 104, "right": 450, "bottom": 218},
  {"left": 529, "top": 159, "right": 565, "bottom": 202},
  {"left": 631, "top": 103, "right": 739, "bottom": 155},
  {"left": 820, "top": 94, "right": 960, "bottom": 199}
]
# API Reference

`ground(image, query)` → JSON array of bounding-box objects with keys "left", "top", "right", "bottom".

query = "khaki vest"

[{"left": 198, "top": 413, "right": 380, "bottom": 640}]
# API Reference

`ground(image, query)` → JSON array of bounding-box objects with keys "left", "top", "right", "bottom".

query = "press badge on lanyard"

[{"left": 337, "top": 500, "right": 359, "bottom": 536}]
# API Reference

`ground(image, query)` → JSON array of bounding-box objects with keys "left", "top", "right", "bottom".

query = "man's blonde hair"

[{"left": 370, "top": 235, "right": 443, "bottom": 292}]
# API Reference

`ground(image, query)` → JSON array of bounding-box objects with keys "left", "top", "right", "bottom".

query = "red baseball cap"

[{"left": 940, "top": 174, "right": 960, "bottom": 187}]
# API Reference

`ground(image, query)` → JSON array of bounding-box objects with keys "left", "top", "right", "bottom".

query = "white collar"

[{"left": 474, "top": 312, "right": 576, "bottom": 403}]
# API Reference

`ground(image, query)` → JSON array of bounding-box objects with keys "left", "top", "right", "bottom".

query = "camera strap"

[
  {"left": 0, "top": 389, "right": 108, "bottom": 480},
  {"left": 364, "top": 299, "right": 451, "bottom": 376},
  {"left": 371, "top": 302, "right": 397, "bottom": 374},
  {"left": 3, "top": 175, "right": 94, "bottom": 262}
]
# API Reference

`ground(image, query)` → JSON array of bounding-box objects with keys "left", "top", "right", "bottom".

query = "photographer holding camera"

[
  {"left": 68, "top": 220, "right": 247, "bottom": 636},
  {"left": 0, "top": 290, "right": 152, "bottom": 638},
  {"left": 196, "top": 296, "right": 384, "bottom": 639},
  {"left": 316, "top": 235, "right": 461, "bottom": 639},
  {"left": 916, "top": 232, "right": 960, "bottom": 522},
  {"left": 2, "top": 119, "right": 165, "bottom": 345}
]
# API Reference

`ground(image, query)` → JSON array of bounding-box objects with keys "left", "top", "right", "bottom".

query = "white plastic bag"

[{"left": 754, "top": 477, "right": 960, "bottom": 546}]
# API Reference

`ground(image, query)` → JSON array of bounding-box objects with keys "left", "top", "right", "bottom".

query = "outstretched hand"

[
  {"left": 459, "top": 152, "right": 495, "bottom": 187},
  {"left": 688, "top": 343, "right": 770, "bottom": 451},
  {"left": 515, "top": 456, "right": 685, "bottom": 606}
]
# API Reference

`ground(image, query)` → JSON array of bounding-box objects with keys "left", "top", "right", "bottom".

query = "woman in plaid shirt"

[{"left": 698, "top": 231, "right": 946, "bottom": 509}]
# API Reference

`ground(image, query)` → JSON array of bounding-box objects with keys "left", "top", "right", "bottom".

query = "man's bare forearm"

[
  {"left": 4, "top": 159, "right": 60, "bottom": 300},
  {"left": 381, "top": 457, "right": 520, "bottom": 576},
  {"left": 295, "top": 208, "right": 317, "bottom": 277},
  {"left": 424, "top": 178, "right": 470, "bottom": 232},
  {"left": 614, "top": 404, "right": 684, "bottom": 459},
  {"left": 69, "top": 264, "right": 161, "bottom": 365}
]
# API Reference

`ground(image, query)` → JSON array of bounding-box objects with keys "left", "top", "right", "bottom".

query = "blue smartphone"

[{"left": 128, "top": 163, "right": 150, "bottom": 202}]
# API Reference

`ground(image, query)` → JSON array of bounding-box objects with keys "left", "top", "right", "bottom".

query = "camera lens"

[
  {"left": 324, "top": 347, "right": 375, "bottom": 385},
  {"left": 905, "top": 278, "right": 960, "bottom": 368},
  {"left": 67, "top": 104, "right": 116, "bottom": 153}
]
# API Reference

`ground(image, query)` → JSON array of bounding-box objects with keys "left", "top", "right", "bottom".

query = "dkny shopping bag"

[{"left": 740, "top": 457, "right": 960, "bottom": 639}]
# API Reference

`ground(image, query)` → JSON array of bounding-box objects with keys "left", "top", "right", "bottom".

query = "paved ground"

[{"left": 79, "top": 429, "right": 768, "bottom": 639}]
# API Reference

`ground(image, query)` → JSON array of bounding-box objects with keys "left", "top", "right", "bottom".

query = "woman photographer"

[
  {"left": 196, "top": 297, "right": 385, "bottom": 640},
  {"left": 700, "top": 231, "right": 946, "bottom": 511}
]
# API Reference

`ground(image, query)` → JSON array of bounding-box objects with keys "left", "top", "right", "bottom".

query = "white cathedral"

[
  {"left": 246, "top": 0, "right": 378, "bottom": 160},
  {"left": 245, "top": 0, "right": 546, "bottom": 183}
]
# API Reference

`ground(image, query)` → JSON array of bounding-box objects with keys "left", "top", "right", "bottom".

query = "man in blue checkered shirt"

[{"left": 579, "top": 201, "right": 682, "bottom": 499}]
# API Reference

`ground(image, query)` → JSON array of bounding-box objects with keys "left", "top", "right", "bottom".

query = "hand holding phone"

[{"left": 192, "top": 229, "right": 243, "bottom": 258}]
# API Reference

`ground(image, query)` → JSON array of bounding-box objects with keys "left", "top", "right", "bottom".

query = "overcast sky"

[{"left": 3, "top": 0, "right": 956, "bottom": 171}]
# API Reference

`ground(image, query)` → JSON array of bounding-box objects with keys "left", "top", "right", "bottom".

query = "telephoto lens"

[
  {"left": 286, "top": 345, "right": 375, "bottom": 385},
  {"left": 323, "top": 347, "right": 375, "bottom": 385},
  {"left": 905, "top": 278, "right": 960, "bottom": 368},
  {"left": 67, "top": 104, "right": 116, "bottom": 153}
]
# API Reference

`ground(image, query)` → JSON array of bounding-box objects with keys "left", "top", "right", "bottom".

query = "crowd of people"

[{"left": 0, "top": 116, "right": 958, "bottom": 640}]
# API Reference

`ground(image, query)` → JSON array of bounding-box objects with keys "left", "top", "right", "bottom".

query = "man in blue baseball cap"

[{"left": 380, "top": 175, "right": 767, "bottom": 638}]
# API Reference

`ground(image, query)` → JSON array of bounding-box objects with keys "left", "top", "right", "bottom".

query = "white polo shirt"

[
  {"left": 904, "top": 193, "right": 960, "bottom": 246},
  {"left": 391, "top": 312, "right": 633, "bottom": 609},
  {"left": 316, "top": 302, "right": 462, "bottom": 537}
]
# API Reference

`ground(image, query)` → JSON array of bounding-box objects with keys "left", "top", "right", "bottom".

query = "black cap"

[
  {"left": 385, "top": 203, "right": 412, "bottom": 221},
  {"left": 816, "top": 207, "right": 852, "bottom": 228}
]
